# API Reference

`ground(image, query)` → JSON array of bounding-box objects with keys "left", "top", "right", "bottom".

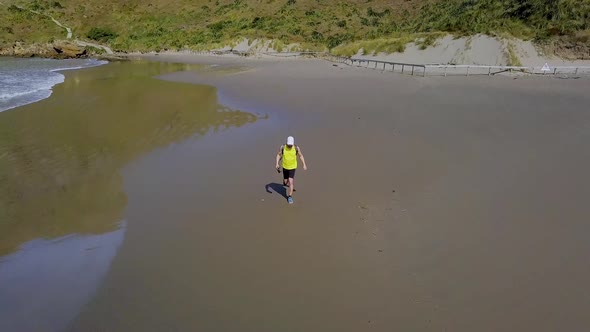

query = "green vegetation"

[
  {"left": 1, "top": 0, "right": 588, "bottom": 54},
  {"left": 85, "top": 45, "right": 106, "bottom": 54},
  {"left": 506, "top": 41, "right": 523, "bottom": 66},
  {"left": 87, "top": 27, "right": 118, "bottom": 42},
  {"left": 332, "top": 32, "right": 446, "bottom": 56},
  {"left": 333, "top": 34, "right": 414, "bottom": 57},
  {"left": 416, "top": 32, "right": 445, "bottom": 50}
]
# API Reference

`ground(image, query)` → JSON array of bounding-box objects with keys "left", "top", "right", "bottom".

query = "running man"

[{"left": 275, "top": 136, "right": 307, "bottom": 204}]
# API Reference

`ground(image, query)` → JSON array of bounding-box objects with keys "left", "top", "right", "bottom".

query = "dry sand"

[
  {"left": 146, "top": 35, "right": 590, "bottom": 77},
  {"left": 64, "top": 55, "right": 590, "bottom": 331},
  {"left": 346, "top": 34, "right": 590, "bottom": 68},
  {"left": 192, "top": 35, "right": 590, "bottom": 69}
]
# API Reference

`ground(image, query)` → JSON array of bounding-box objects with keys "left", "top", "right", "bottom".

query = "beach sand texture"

[
  {"left": 71, "top": 56, "right": 590, "bottom": 331},
  {"left": 1, "top": 55, "right": 589, "bottom": 332}
]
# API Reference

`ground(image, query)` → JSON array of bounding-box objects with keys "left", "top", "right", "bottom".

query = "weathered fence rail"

[
  {"left": 324, "top": 54, "right": 428, "bottom": 77},
  {"left": 422, "top": 64, "right": 590, "bottom": 76},
  {"left": 327, "top": 55, "right": 590, "bottom": 77},
  {"left": 160, "top": 50, "right": 590, "bottom": 77}
]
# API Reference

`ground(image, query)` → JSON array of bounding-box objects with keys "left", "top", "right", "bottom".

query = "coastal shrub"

[
  {"left": 270, "top": 39, "right": 286, "bottom": 52},
  {"left": 110, "top": 38, "right": 131, "bottom": 52},
  {"left": 409, "top": 0, "right": 590, "bottom": 39},
  {"left": 3, "top": 0, "right": 589, "bottom": 55},
  {"left": 87, "top": 27, "right": 118, "bottom": 42},
  {"left": 333, "top": 34, "right": 418, "bottom": 56},
  {"left": 310, "top": 30, "right": 324, "bottom": 42},
  {"left": 332, "top": 42, "right": 361, "bottom": 57},
  {"left": 367, "top": 7, "right": 390, "bottom": 18},
  {"left": 207, "top": 21, "right": 229, "bottom": 38},
  {"left": 29, "top": 0, "right": 45, "bottom": 11},
  {"left": 326, "top": 33, "right": 353, "bottom": 49},
  {"left": 376, "top": 22, "right": 397, "bottom": 36},
  {"left": 287, "top": 26, "right": 303, "bottom": 36},
  {"left": 415, "top": 32, "right": 444, "bottom": 50},
  {"left": 7, "top": 4, "right": 23, "bottom": 12},
  {"left": 86, "top": 45, "right": 106, "bottom": 55},
  {"left": 251, "top": 16, "right": 271, "bottom": 29},
  {"left": 146, "top": 26, "right": 166, "bottom": 38},
  {"left": 506, "top": 42, "right": 522, "bottom": 66}
]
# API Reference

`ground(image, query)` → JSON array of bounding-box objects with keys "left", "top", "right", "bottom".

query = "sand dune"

[
  {"left": 201, "top": 35, "right": 590, "bottom": 70},
  {"left": 353, "top": 34, "right": 590, "bottom": 68}
]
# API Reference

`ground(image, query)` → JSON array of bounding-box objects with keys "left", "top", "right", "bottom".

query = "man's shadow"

[{"left": 265, "top": 182, "right": 288, "bottom": 199}]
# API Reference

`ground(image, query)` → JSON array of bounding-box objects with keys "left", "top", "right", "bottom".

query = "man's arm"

[
  {"left": 275, "top": 146, "right": 282, "bottom": 170},
  {"left": 297, "top": 146, "right": 308, "bottom": 170}
]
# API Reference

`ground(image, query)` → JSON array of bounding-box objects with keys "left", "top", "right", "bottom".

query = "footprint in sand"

[{"left": 357, "top": 201, "right": 380, "bottom": 239}]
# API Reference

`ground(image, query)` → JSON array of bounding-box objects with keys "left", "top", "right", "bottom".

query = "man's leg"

[
  {"left": 285, "top": 178, "right": 296, "bottom": 191},
  {"left": 283, "top": 169, "right": 289, "bottom": 187},
  {"left": 288, "top": 177, "right": 294, "bottom": 197},
  {"left": 288, "top": 169, "right": 296, "bottom": 195}
]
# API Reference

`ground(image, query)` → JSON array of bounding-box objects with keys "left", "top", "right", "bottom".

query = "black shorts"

[{"left": 283, "top": 168, "right": 296, "bottom": 180}]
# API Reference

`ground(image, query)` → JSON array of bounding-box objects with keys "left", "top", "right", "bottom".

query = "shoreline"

[{"left": 0, "top": 57, "right": 109, "bottom": 113}]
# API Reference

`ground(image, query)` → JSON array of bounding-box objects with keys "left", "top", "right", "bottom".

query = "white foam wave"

[
  {"left": 0, "top": 58, "right": 107, "bottom": 113},
  {"left": 0, "top": 90, "right": 53, "bottom": 113},
  {"left": 50, "top": 60, "right": 109, "bottom": 73},
  {"left": 0, "top": 74, "right": 65, "bottom": 100}
]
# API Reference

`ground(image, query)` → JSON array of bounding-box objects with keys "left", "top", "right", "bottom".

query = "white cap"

[{"left": 286, "top": 136, "right": 295, "bottom": 145}]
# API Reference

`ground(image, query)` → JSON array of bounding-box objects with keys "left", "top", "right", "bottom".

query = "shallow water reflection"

[
  {"left": 0, "top": 60, "right": 257, "bottom": 256},
  {"left": 0, "top": 60, "right": 257, "bottom": 330},
  {"left": 0, "top": 223, "right": 126, "bottom": 332}
]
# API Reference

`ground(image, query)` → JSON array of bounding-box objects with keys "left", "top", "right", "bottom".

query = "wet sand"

[
  {"left": 2, "top": 55, "right": 590, "bottom": 331},
  {"left": 0, "top": 60, "right": 257, "bottom": 331}
]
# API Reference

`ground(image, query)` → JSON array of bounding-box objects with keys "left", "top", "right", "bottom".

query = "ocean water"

[{"left": 0, "top": 57, "right": 108, "bottom": 112}]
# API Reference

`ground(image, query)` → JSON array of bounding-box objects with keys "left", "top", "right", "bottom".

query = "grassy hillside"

[{"left": 1, "top": 0, "right": 589, "bottom": 54}]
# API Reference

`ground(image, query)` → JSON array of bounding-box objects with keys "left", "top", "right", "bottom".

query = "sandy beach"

[{"left": 2, "top": 54, "right": 590, "bottom": 331}]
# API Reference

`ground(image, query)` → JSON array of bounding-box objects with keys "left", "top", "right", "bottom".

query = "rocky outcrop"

[
  {"left": 0, "top": 41, "right": 87, "bottom": 58},
  {"left": 52, "top": 41, "right": 86, "bottom": 57},
  {"left": 0, "top": 42, "right": 53, "bottom": 57}
]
